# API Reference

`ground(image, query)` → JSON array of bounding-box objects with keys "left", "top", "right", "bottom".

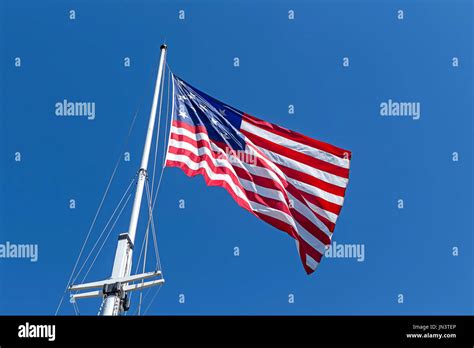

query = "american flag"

[{"left": 165, "top": 75, "right": 351, "bottom": 274}]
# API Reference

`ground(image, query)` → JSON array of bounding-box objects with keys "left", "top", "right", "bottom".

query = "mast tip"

[{"left": 160, "top": 44, "right": 168, "bottom": 50}]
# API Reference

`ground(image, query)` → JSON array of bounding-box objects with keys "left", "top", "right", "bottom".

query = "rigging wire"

[
  {"left": 133, "top": 217, "right": 149, "bottom": 275},
  {"left": 143, "top": 285, "right": 163, "bottom": 315},
  {"left": 135, "top": 181, "right": 163, "bottom": 314},
  {"left": 55, "top": 106, "right": 141, "bottom": 315},
  {"left": 146, "top": 180, "right": 161, "bottom": 270},
  {"left": 126, "top": 214, "right": 151, "bottom": 316},
  {"left": 73, "top": 174, "right": 137, "bottom": 285},
  {"left": 97, "top": 298, "right": 105, "bottom": 316},
  {"left": 72, "top": 301, "right": 79, "bottom": 316},
  {"left": 137, "top": 197, "right": 150, "bottom": 316},
  {"left": 79, "top": 189, "right": 134, "bottom": 285}
]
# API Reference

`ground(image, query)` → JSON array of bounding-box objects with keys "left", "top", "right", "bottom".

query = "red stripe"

[
  {"left": 172, "top": 119, "right": 208, "bottom": 134},
  {"left": 300, "top": 236, "right": 323, "bottom": 262},
  {"left": 289, "top": 207, "right": 330, "bottom": 245},
  {"left": 242, "top": 113, "right": 351, "bottom": 160},
  {"left": 313, "top": 211, "right": 335, "bottom": 233},
  {"left": 254, "top": 211, "right": 296, "bottom": 239},
  {"left": 299, "top": 189, "right": 342, "bottom": 216},
  {"left": 274, "top": 162, "right": 346, "bottom": 197},
  {"left": 242, "top": 129, "right": 350, "bottom": 178},
  {"left": 280, "top": 179, "right": 338, "bottom": 232},
  {"left": 297, "top": 236, "right": 323, "bottom": 274},
  {"left": 170, "top": 132, "right": 221, "bottom": 156}
]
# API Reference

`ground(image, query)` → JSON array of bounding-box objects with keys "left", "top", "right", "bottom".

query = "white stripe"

[
  {"left": 170, "top": 125, "right": 209, "bottom": 142},
  {"left": 306, "top": 254, "right": 319, "bottom": 270},
  {"left": 285, "top": 174, "right": 344, "bottom": 205},
  {"left": 253, "top": 144, "right": 349, "bottom": 188},
  {"left": 306, "top": 200, "right": 339, "bottom": 224},
  {"left": 293, "top": 219, "right": 327, "bottom": 255},
  {"left": 287, "top": 193, "right": 331, "bottom": 237},
  {"left": 242, "top": 120, "right": 350, "bottom": 169},
  {"left": 239, "top": 178, "right": 288, "bottom": 204},
  {"left": 248, "top": 201, "right": 298, "bottom": 231}
]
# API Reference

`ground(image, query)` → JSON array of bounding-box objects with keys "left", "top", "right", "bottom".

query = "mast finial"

[{"left": 160, "top": 44, "right": 168, "bottom": 50}]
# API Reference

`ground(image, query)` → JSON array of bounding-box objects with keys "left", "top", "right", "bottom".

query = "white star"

[
  {"left": 219, "top": 109, "right": 226, "bottom": 116},
  {"left": 177, "top": 95, "right": 188, "bottom": 101},
  {"left": 210, "top": 117, "right": 219, "bottom": 125},
  {"left": 178, "top": 111, "right": 189, "bottom": 119},
  {"left": 188, "top": 92, "right": 197, "bottom": 100}
]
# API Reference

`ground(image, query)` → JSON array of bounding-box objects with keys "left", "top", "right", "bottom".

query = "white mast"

[
  {"left": 68, "top": 44, "right": 168, "bottom": 316},
  {"left": 101, "top": 44, "right": 168, "bottom": 315}
]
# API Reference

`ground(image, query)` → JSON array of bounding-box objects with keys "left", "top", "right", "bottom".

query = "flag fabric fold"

[{"left": 165, "top": 74, "right": 351, "bottom": 274}]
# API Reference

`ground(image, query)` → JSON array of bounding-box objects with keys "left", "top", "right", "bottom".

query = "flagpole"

[{"left": 100, "top": 44, "right": 168, "bottom": 316}]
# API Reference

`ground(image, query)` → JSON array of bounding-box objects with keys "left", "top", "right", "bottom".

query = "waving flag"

[{"left": 165, "top": 75, "right": 351, "bottom": 274}]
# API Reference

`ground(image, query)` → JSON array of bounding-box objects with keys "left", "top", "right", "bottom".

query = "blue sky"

[{"left": 1, "top": 0, "right": 472, "bottom": 315}]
